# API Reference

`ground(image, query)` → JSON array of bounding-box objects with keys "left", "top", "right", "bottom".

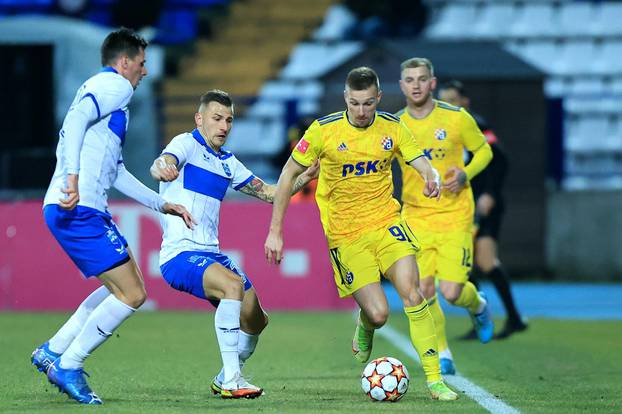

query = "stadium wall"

[
  {"left": 0, "top": 201, "right": 355, "bottom": 311},
  {"left": 547, "top": 191, "right": 622, "bottom": 280}
]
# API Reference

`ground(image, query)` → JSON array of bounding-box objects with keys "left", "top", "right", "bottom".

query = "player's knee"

[
  {"left": 123, "top": 287, "right": 147, "bottom": 309},
  {"left": 440, "top": 286, "right": 461, "bottom": 304},
  {"left": 476, "top": 256, "right": 495, "bottom": 273},
  {"left": 419, "top": 281, "right": 436, "bottom": 299},
  {"left": 366, "top": 309, "right": 388, "bottom": 328},
  {"left": 222, "top": 278, "right": 244, "bottom": 300}
]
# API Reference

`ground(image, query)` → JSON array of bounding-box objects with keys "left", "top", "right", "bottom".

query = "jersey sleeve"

[
  {"left": 161, "top": 134, "right": 194, "bottom": 167},
  {"left": 461, "top": 109, "right": 487, "bottom": 152},
  {"left": 84, "top": 76, "right": 133, "bottom": 119},
  {"left": 291, "top": 120, "right": 322, "bottom": 167},
  {"left": 396, "top": 121, "right": 424, "bottom": 163},
  {"left": 230, "top": 156, "right": 255, "bottom": 190}
]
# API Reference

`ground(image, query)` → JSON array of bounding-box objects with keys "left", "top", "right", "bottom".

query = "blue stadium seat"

[{"left": 154, "top": 9, "right": 198, "bottom": 45}]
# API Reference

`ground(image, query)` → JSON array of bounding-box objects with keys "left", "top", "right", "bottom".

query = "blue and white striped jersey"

[
  {"left": 44, "top": 67, "right": 133, "bottom": 213},
  {"left": 159, "top": 129, "right": 254, "bottom": 265}
]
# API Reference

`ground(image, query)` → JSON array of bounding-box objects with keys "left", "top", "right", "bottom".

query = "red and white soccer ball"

[{"left": 361, "top": 356, "right": 409, "bottom": 402}]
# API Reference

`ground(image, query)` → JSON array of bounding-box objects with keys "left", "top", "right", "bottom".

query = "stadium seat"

[
  {"left": 312, "top": 4, "right": 357, "bottom": 41},
  {"left": 565, "top": 115, "right": 613, "bottom": 151},
  {"left": 508, "top": 40, "right": 559, "bottom": 74},
  {"left": 556, "top": 40, "right": 599, "bottom": 76},
  {"left": 558, "top": 2, "right": 598, "bottom": 37},
  {"left": 593, "top": 2, "right": 622, "bottom": 37},
  {"left": 592, "top": 40, "right": 622, "bottom": 76},
  {"left": 470, "top": 3, "right": 516, "bottom": 40},
  {"left": 280, "top": 42, "right": 364, "bottom": 80},
  {"left": 509, "top": 3, "right": 557, "bottom": 38},
  {"left": 424, "top": 3, "right": 479, "bottom": 39}
]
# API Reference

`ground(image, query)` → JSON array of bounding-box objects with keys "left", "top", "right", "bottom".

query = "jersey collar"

[
  {"left": 345, "top": 110, "right": 376, "bottom": 129},
  {"left": 100, "top": 66, "right": 118, "bottom": 74},
  {"left": 191, "top": 129, "right": 231, "bottom": 159}
]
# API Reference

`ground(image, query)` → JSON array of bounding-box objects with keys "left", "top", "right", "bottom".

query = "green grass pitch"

[{"left": 1, "top": 311, "right": 620, "bottom": 413}]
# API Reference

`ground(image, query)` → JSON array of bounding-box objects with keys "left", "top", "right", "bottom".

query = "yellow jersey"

[
  {"left": 397, "top": 100, "right": 488, "bottom": 232},
  {"left": 292, "top": 110, "right": 424, "bottom": 248}
]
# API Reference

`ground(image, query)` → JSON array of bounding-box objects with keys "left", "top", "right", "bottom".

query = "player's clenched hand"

[
  {"left": 59, "top": 174, "right": 80, "bottom": 210},
  {"left": 265, "top": 231, "right": 284, "bottom": 265},
  {"left": 443, "top": 166, "right": 467, "bottom": 194},
  {"left": 423, "top": 168, "right": 442, "bottom": 200},
  {"left": 301, "top": 160, "right": 320, "bottom": 182},
  {"left": 152, "top": 157, "right": 179, "bottom": 182},
  {"left": 162, "top": 202, "right": 196, "bottom": 229}
]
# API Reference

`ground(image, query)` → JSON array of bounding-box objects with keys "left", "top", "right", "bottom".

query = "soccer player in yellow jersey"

[
  {"left": 396, "top": 57, "right": 494, "bottom": 376},
  {"left": 265, "top": 67, "right": 457, "bottom": 401}
]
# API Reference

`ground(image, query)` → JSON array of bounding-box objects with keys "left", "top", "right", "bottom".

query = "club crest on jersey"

[
  {"left": 222, "top": 162, "right": 232, "bottom": 177},
  {"left": 296, "top": 138, "right": 309, "bottom": 154},
  {"left": 434, "top": 128, "right": 447, "bottom": 140},
  {"left": 381, "top": 136, "right": 393, "bottom": 151}
]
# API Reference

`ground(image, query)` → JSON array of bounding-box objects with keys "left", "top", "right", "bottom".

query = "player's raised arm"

[
  {"left": 239, "top": 160, "right": 319, "bottom": 203},
  {"left": 264, "top": 157, "right": 308, "bottom": 264},
  {"left": 114, "top": 162, "right": 195, "bottom": 229},
  {"left": 408, "top": 156, "right": 442, "bottom": 199},
  {"left": 150, "top": 154, "right": 180, "bottom": 182}
]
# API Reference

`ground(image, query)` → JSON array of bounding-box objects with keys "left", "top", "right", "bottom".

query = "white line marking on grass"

[{"left": 378, "top": 324, "right": 521, "bottom": 414}]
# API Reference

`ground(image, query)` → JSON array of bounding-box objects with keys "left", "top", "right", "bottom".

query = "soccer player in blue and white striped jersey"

[
  {"left": 151, "top": 90, "right": 318, "bottom": 399},
  {"left": 31, "top": 28, "right": 194, "bottom": 405}
]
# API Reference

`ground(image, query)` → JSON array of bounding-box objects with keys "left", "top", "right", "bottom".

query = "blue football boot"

[
  {"left": 440, "top": 357, "right": 456, "bottom": 375},
  {"left": 31, "top": 342, "right": 61, "bottom": 374},
  {"left": 470, "top": 292, "right": 494, "bottom": 344},
  {"left": 47, "top": 359, "right": 102, "bottom": 405}
]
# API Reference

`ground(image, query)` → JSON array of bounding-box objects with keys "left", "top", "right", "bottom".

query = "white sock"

[
  {"left": 440, "top": 348, "right": 454, "bottom": 360},
  {"left": 59, "top": 295, "right": 135, "bottom": 369},
  {"left": 216, "top": 330, "right": 259, "bottom": 383},
  {"left": 214, "top": 299, "right": 242, "bottom": 385},
  {"left": 476, "top": 295, "right": 487, "bottom": 314},
  {"left": 48, "top": 286, "right": 111, "bottom": 354}
]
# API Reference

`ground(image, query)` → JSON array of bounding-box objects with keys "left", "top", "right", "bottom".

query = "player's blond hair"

[{"left": 400, "top": 57, "right": 434, "bottom": 77}]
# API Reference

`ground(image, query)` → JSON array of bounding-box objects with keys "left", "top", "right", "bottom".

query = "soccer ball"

[{"left": 361, "top": 356, "right": 409, "bottom": 402}]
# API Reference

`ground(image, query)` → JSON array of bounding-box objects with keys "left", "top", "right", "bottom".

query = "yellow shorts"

[
  {"left": 412, "top": 229, "right": 473, "bottom": 283},
  {"left": 329, "top": 219, "right": 420, "bottom": 298}
]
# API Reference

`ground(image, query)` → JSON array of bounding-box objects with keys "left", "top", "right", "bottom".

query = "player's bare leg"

[
  {"left": 202, "top": 264, "right": 262, "bottom": 399},
  {"left": 212, "top": 287, "right": 268, "bottom": 396},
  {"left": 385, "top": 256, "right": 457, "bottom": 401},
  {"left": 439, "top": 279, "right": 494, "bottom": 343},
  {"left": 47, "top": 248, "right": 145, "bottom": 405},
  {"left": 351, "top": 283, "right": 389, "bottom": 363}
]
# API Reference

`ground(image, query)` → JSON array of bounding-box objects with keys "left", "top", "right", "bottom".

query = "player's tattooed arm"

[
  {"left": 240, "top": 177, "right": 274, "bottom": 203},
  {"left": 240, "top": 162, "right": 319, "bottom": 203}
]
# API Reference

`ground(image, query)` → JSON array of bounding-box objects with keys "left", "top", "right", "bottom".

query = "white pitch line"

[{"left": 377, "top": 324, "right": 521, "bottom": 414}]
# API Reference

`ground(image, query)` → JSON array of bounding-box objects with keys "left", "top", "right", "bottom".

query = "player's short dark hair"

[
  {"left": 101, "top": 27, "right": 148, "bottom": 66},
  {"left": 400, "top": 57, "right": 435, "bottom": 77},
  {"left": 439, "top": 79, "right": 467, "bottom": 98},
  {"left": 345, "top": 67, "right": 380, "bottom": 91},
  {"left": 199, "top": 89, "right": 234, "bottom": 111}
]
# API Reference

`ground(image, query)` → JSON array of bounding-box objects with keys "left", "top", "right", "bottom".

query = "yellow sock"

[
  {"left": 427, "top": 295, "right": 448, "bottom": 353},
  {"left": 453, "top": 281, "right": 482, "bottom": 314},
  {"left": 404, "top": 301, "right": 441, "bottom": 384}
]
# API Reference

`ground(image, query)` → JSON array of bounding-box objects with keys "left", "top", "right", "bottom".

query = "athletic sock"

[
  {"left": 404, "top": 301, "right": 441, "bottom": 384},
  {"left": 454, "top": 281, "right": 485, "bottom": 314},
  {"left": 59, "top": 294, "right": 135, "bottom": 369},
  {"left": 215, "top": 299, "right": 242, "bottom": 385},
  {"left": 48, "top": 286, "right": 111, "bottom": 354},
  {"left": 427, "top": 294, "right": 449, "bottom": 354},
  {"left": 216, "top": 330, "right": 259, "bottom": 384},
  {"left": 487, "top": 266, "right": 522, "bottom": 324}
]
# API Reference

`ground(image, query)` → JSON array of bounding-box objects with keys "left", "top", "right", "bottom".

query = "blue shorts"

[
  {"left": 43, "top": 204, "right": 130, "bottom": 277},
  {"left": 160, "top": 251, "right": 253, "bottom": 306}
]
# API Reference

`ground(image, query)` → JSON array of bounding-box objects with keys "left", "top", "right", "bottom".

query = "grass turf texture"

[{"left": 1, "top": 312, "right": 620, "bottom": 413}]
